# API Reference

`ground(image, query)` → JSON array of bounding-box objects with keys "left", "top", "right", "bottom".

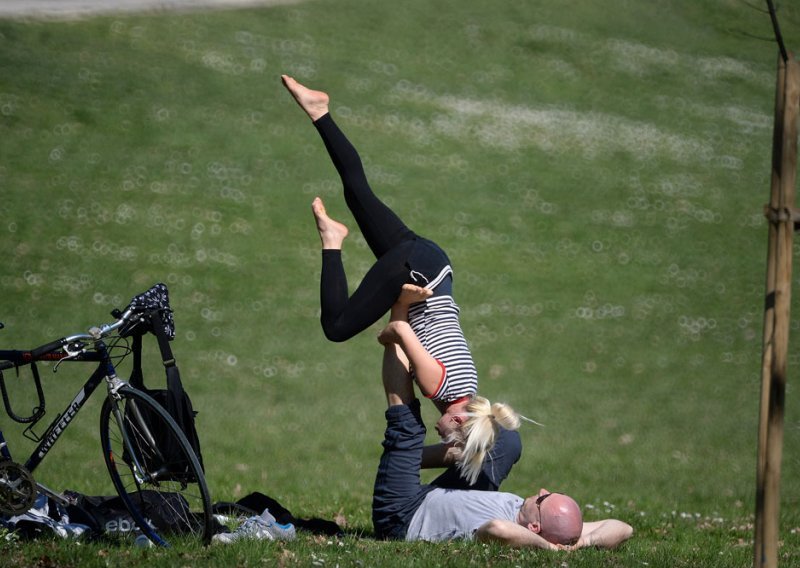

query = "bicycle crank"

[{"left": 0, "top": 460, "right": 36, "bottom": 515}]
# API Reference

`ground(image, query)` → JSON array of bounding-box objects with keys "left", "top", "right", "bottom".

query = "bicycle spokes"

[{"left": 101, "top": 387, "right": 212, "bottom": 545}]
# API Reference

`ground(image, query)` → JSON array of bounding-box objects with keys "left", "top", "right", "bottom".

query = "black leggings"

[{"left": 315, "top": 113, "right": 419, "bottom": 342}]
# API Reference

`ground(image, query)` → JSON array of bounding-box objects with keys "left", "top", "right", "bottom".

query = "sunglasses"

[
  {"left": 535, "top": 492, "right": 552, "bottom": 508},
  {"left": 535, "top": 493, "right": 552, "bottom": 527}
]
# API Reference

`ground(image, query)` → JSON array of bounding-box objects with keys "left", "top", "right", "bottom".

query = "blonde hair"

[{"left": 447, "top": 396, "right": 521, "bottom": 485}]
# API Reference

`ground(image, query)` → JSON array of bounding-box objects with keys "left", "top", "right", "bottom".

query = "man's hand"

[
  {"left": 378, "top": 320, "right": 412, "bottom": 345},
  {"left": 396, "top": 284, "right": 432, "bottom": 307},
  {"left": 386, "top": 284, "right": 433, "bottom": 324}
]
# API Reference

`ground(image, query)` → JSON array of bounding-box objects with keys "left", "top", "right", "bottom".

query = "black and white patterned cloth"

[
  {"left": 123, "top": 283, "right": 175, "bottom": 339},
  {"left": 1, "top": 493, "right": 92, "bottom": 540}
]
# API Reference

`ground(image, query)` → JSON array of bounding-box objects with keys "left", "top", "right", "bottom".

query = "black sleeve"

[{"left": 429, "top": 427, "right": 522, "bottom": 491}]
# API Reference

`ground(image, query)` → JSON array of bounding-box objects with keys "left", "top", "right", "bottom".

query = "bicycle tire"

[{"left": 100, "top": 385, "right": 212, "bottom": 546}]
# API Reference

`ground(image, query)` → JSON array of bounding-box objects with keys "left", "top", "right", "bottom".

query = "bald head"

[{"left": 539, "top": 493, "right": 583, "bottom": 545}]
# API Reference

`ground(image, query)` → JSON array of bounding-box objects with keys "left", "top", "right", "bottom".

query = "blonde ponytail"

[{"left": 454, "top": 397, "right": 520, "bottom": 485}]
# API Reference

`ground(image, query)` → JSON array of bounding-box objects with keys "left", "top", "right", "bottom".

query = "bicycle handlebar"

[
  {"left": 0, "top": 294, "right": 160, "bottom": 425},
  {"left": 30, "top": 339, "right": 67, "bottom": 359},
  {"left": 88, "top": 307, "right": 135, "bottom": 338},
  {"left": 0, "top": 307, "right": 137, "bottom": 370}
]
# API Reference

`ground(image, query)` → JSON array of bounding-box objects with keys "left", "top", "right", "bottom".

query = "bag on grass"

[
  {"left": 117, "top": 284, "right": 204, "bottom": 480},
  {"left": 64, "top": 490, "right": 195, "bottom": 536}
]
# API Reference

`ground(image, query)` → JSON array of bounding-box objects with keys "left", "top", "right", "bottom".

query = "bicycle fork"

[{"left": 105, "top": 376, "right": 167, "bottom": 486}]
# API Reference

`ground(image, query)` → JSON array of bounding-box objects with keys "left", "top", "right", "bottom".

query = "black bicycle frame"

[{"left": 0, "top": 341, "right": 116, "bottom": 474}]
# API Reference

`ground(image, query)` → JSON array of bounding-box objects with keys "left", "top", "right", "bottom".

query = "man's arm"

[
  {"left": 565, "top": 520, "right": 633, "bottom": 550},
  {"left": 475, "top": 519, "right": 558, "bottom": 550},
  {"left": 421, "top": 443, "right": 459, "bottom": 469},
  {"left": 378, "top": 285, "right": 443, "bottom": 400}
]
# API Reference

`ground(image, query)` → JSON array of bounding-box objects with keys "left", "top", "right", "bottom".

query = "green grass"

[{"left": 1, "top": 0, "right": 800, "bottom": 565}]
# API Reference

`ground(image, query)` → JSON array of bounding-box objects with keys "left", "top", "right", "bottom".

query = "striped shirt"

[{"left": 408, "top": 286, "right": 478, "bottom": 402}]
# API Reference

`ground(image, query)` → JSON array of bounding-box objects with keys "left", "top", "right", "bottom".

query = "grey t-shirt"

[{"left": 405, "top": 489, "right": 523, "bottom": 542}]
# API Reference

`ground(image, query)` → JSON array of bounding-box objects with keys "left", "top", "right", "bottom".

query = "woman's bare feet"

[
  {"left": 281, "top": 74, "right": 329, "bottom": 121},
  {"left": 311, "top": 197, "right": 349, "bottom": 249}
]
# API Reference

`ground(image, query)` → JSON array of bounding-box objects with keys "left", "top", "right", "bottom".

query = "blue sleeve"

[{"left": 429, "top": 428, "right": 522, "bottom": 491}]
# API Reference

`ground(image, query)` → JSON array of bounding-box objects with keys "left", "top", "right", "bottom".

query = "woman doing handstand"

[{"left": 282, "top": 74, "right": 520, "bottom": 486}]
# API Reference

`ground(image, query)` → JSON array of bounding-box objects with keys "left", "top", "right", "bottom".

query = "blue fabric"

[
  {"left": 407, "top": 237, "right": 452, "bottom": 295},
  {"left": 430, "top": 428, "right": 522, "bottom": 491},
  {"left": 371, "top": 400, "right": 435, "bottom": 540}
]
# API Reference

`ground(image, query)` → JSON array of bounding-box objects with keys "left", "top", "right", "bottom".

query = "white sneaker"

[{"left": 212, "top": 510, "right": 296, "bottom": 544}]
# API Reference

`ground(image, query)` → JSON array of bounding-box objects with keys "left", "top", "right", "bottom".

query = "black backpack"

[
  {"left": 117, "top": 284, "right": 204, "bottom": 479},
  {"left": 65, "top": 490, "right": 194, "bottom": 537}
]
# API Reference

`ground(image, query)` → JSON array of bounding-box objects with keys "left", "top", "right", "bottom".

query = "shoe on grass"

[{"left": 212, "top": 510, "right": 296, "bottom": 544}]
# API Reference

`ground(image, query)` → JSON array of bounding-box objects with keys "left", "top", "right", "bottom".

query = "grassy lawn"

[{"left": 1, "top": 0, "right": 800, "bottom": 565}]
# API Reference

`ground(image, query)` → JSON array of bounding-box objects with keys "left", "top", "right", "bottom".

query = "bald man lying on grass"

[{"left": 372, "top": 343, "right": 633, "bottom": 550}]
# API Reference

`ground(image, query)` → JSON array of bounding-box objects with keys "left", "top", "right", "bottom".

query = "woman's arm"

[{"left": 378, "top": 320, "right": 444, "bottom": 398}]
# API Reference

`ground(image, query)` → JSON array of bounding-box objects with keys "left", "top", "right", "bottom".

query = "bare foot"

[
  {"left": 311, "top": 197, "right": 349, "bottom": 249},
  {"left": 396, "top": 284, "right": 432, "bottom": 307},
  {"left": 281, "top": 74, "right": 330, "bottom": 121},
  {"left": 378, "top": 320, "right": 411, "bottom": 346}
]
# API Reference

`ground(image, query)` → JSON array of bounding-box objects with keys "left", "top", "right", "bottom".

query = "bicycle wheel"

[{"left": 100, "top": 385, "right": 212, "bottom": 546}]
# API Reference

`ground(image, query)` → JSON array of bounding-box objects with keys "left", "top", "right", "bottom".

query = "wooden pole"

[
  {"left": 755, "top": 52, "right": 786, "bottom": 568},
  {"left": 755, "top": 54, "right": 800, "bottom": 568}
]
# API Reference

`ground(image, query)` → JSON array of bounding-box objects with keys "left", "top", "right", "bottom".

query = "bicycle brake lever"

[{"left": 53, "top": 341, "right": 87, "bottom": 372}]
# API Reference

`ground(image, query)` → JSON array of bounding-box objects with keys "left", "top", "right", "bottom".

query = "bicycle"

[{"left": 0, "top": 284, "right": 212, "bottom": 546}]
